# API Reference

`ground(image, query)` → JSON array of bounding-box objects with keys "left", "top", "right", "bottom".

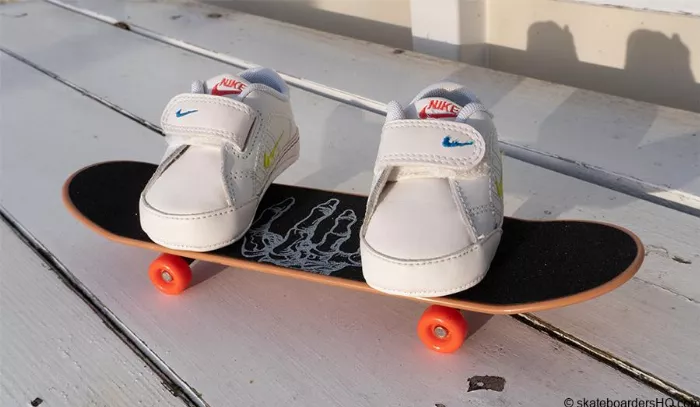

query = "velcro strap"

[
  {"left": 376, "top": 120, "right": 486, "bottom": 170},
  {"left": 160, "top": 93, "right": 259, "bottom": 151}
]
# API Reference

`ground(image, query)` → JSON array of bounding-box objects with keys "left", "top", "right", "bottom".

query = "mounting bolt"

[
  {"left": 434, "top": 326, "right": 448, "bottom": 338},
  {"left": 161, "top": 271, "right": 173, "bottom": 283}
]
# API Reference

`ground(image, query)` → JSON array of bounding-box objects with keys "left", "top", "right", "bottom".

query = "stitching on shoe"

[
  {"left": 141, "top": 136, "right": 300, "bottom": 220},
  {"left": 163, "top": 95, "right": 255, "bottom": 117},
  {"left": 362, "top": 239, "right": 481, "bottom": 266},
  {"left": 453, "top": 181, "right": 479, "bottom": 241},
  {"left": 377, "top": 121, "right": 486, "bottom": 167},
  {"left": 368, "top": 269, "right": 488, "bottom": 296},
  {"left": 383, "top": 121, "right": 482, "bottom": 135},
  {"left": 360, "top": 228, "right": 501, "bottom": 265},
  {"left": 149, "top": 216, "right": 257, "bottom": 250},
  {"left": 379, "top": 153, "right": 482, "bottom": 166}
]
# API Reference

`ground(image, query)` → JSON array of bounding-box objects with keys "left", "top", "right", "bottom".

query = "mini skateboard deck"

[{"left": 63, "top": 161, "right": 644, "bottom": 353}]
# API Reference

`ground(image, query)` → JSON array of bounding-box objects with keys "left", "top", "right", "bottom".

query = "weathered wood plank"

[
  {"left": 0, "top": 222, "right": 186, "bottom": 407},
  {"left": 0, "top": 12, "right": 676, "bottom": 406},
  {"left": 45, "top": 0, "right": 700, "bottom": 214},
  {"left": 2, "top": 3, "right": 699, "bottom": 398}
]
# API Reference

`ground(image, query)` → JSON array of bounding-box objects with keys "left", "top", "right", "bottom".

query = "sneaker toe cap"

[{"left": 139, "top": 193, "right": 258, "bottom": 252}]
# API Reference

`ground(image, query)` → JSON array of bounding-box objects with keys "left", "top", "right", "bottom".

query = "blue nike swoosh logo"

[
  {"left": 175, "top": 109, "right": 198, "bottom": 117},
  {"left": 442, "top": 136, "right": 474, "bottom": 147}
]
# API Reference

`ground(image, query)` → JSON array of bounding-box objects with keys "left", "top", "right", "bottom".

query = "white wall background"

[
  {"left": 486, "top": 0, "right": 700, "bottom": 112},
  {"left": 568, "top": 0, "right": 700, "bottom": 16},
  {"left": 216, "top": 0, "right": 699, "bottom": 112}
]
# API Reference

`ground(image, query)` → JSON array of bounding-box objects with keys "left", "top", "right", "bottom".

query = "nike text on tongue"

[
  {"left": 417, "top": 98, "right": 461, "bottom": 119},
  {"left": 211, "top": 77, "right": 248, "bottom": 96}
]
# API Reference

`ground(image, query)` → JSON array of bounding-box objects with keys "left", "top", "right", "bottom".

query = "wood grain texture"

[
  {"left": 47, "top": 0, "right": 700, "bottom": 213},
  {"left": 0, "top": 222, "right": 186, "bottom": 407},
  {"left": 0, "top": 21, "right": 674, "bottom": 407},
  {"left": 1, "top": 2, "right": 699, "bottom": 396}
]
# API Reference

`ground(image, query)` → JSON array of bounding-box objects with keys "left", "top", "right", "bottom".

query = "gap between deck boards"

[
  {"left": 0, "top": 207, "right": 208, "bottom": 407},
  {"left": 2, "top": 47, "right": 698, "bottom": 405},
  {"left": 513, "top": 314, "right": 700, "bottom": 405},
  {"left": 39, "top": 0, "right": 700, "bottom": 218}
]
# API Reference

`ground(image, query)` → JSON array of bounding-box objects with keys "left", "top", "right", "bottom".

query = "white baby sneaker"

[
  {"left": 139, "top": 68, "right": 300, "bottom": 251},
  {"left": 360, "top": 82, "right": 504, "bottom": 297}
]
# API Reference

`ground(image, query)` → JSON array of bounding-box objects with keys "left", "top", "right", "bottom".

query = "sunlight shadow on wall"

[{"left": 489, "top": 21, "right": 699, "bottom": 113}]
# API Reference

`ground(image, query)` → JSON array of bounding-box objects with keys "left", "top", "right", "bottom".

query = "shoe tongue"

[
  {"left": 405, "top": 97, "right": 463, "bottom": 121},
  {"left": 203, "top": 74, "right": 251, "bottom": 99}
]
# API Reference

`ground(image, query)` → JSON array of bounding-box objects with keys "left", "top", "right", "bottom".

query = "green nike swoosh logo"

[{"left": 263, "top": 132, "right": 284, "bottom": 169}]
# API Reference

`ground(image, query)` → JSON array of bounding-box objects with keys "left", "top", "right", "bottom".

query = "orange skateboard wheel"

[
  {"left": 148, "top": 253, "right": 192, "bottom": 295},
  {"left": 417, "top": 305, "right": 468, "bottom": 353}
]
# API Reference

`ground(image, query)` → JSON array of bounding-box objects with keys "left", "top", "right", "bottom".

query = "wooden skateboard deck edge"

[{"left": 61, "top": 160, "right": 645, "bottom": 315}]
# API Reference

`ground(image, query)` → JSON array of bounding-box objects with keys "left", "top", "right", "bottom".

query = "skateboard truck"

[{"left": 147, "top": 251, "right": 470, "bottom": 352}]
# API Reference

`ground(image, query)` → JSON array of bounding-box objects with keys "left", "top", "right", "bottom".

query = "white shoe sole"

[{"left": 360, "top": 228, "right": 502, "bottom": 298}]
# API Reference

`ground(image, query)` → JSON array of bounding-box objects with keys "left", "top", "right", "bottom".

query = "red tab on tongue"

[
  {"left": 205, "top": 74, "right": 251, "bottom": 97},
  {"left": 409, "top": 97, "right": 462, "bottom": 121}
]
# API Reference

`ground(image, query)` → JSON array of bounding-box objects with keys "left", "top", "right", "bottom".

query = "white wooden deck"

[
  {"left": 1, "top": 0, "right": 698, "bottom": 406},
  {"left": 0, "top": 223, "right": 186, "bottom": 407},
  {"left": 44, "top": 0, "right": 700, "bottom": 216}
]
